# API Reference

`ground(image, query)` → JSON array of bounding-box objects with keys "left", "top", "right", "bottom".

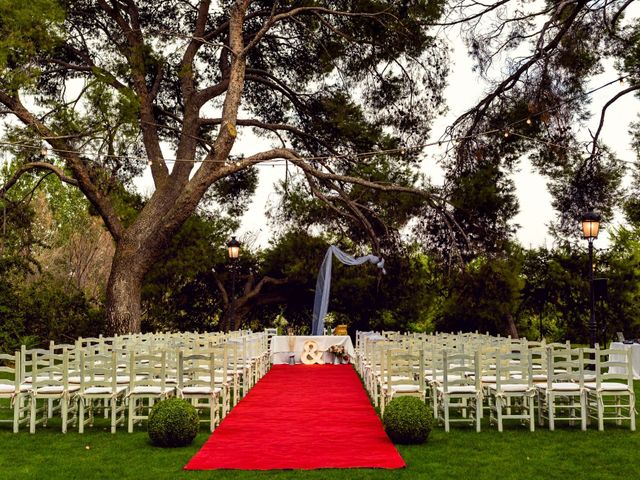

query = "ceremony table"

[
  {"left": 609, "top": 341, "right": 640, "bottom": 379},
  {"left": 271, "top": 335, "right": 355, "bottom": 364}
]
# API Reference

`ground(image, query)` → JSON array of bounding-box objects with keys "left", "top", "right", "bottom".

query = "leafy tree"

[
  {"left": 0, "top": 0, "right": 450, "bottom": 334},
  {"left": 438, "top": 1, "right": 637, "bottom": 244},
  {"left": 436, "top": 252, "right": 523, "bottom": 337}
]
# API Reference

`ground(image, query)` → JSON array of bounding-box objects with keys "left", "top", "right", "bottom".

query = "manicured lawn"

[{"left": 1, "top": 387, "right": 638, "bottom": 480}]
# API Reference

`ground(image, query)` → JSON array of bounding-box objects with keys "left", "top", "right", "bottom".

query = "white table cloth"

[
  {"left": 609, "top": 342, "right": 640, "bottom": 379},
  {"left": 271, "top": 335, "right": 355, "bottom": 364}
]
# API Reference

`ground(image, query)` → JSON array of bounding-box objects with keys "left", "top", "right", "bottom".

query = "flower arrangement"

[
  {"left": 324, "top": 312, "right": 336, "bottom": 333},
  {"left": 273, "top": 312, "right": 288, "bottom": 335},
  {"left": 328, "top": 344, "right": 350, "bottom": 363}
]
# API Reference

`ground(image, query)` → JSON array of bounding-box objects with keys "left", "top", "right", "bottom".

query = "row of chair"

[
  {"left": 0, "top": 331, "right": 270, "bottom": 433},
  {"left": 355, "top": 331, "right": 636, "bottom": 432}
]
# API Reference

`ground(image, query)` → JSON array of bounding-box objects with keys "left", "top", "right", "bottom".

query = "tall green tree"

[
  {"left": 0, "top": 0, "right": 449, "bottom": 333},
  {"left": 438, "top": 1, "right": 637, "bottom": 243}
]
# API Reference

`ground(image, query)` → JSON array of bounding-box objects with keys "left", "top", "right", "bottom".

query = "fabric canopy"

[{"left": 311, "top": 246, "right": 385, "bottom": 336}]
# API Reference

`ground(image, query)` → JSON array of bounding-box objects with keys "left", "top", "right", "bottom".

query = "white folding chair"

[{"left": 583, "top": 346, "right": 635, "bottom": 431}]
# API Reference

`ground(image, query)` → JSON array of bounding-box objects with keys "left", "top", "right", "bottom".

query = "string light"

[{"left": 0, "top": 75, "right": 632, "bottom": 168}]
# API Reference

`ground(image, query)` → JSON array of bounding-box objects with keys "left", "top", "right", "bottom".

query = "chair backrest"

[
  {"left": 495, "top": 350, "right": 532, "bottom": 389},
  {"left": 0, "top": 351, "right": 20, "bottom": 394},
  {"left": 385, "top": 347, "right": 425, "bottom": 394},
  {"left": 30, "top": 349, "right": 70, "bottom": 392},
  {"left": 595, "top": 346, "right": 633, "bottom": 387},
  {"left": 178, "top": 349, "right": 217, "bottom": 391},
  {"left": 546, "top": 346, "right": 582, "bottom": 387},
  {"left": 129, "top": 350, "right": 167, "bottom": 389},
  {"left": 79, "top": 350, "right": 118, "bottom": 392},
  {"left": 441, "top": 350, "right": 480, "bottom": 393}
]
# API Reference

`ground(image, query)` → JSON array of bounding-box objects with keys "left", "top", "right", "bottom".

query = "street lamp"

[
  {"left": 226, "top": 236, "right": 241, "bottom": 332},
  {"left": 581, "top": 209, "right": 601, "bottom": 347}
]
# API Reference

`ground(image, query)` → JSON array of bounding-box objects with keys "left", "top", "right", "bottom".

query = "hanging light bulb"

[
  {"left": 503, "top": 130, "right": 510, "bottom": 138},
  {"left": 526, "top": 118, "right": 533, "bottom": 125},
  {"left": 147, "top": 159, "right": 153, "bottom": 166}
]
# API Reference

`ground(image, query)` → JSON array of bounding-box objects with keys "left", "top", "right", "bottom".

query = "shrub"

[
  {"left": 148, "top": 398, "right": 199, "bottom": 448},
  {"left": 383, "top": 396, "right": 433, "bottom": 444}
]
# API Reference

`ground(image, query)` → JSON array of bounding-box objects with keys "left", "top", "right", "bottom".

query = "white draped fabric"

[{"left": 311, "top": 246, "right": 385, "bottom": 336}]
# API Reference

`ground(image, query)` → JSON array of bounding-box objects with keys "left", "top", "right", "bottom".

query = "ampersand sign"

[{"left": 301, "top": 340, "right": 324, "bottom": 365}]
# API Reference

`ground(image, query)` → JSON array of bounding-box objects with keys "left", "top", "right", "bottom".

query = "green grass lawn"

[{"left": 0, "top": 387, "right": 638, "bottom": 480}]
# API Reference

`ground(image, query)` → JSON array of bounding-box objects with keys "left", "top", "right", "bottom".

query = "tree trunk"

[
  {"left": 506, "top": 313, "right": 519, "bottom": 339},
  {"left": 221, "top": 298, "right": 250, "bottom": 332},
  {"left": 105, "top": 237, "right": 154, "bottom": 334}
]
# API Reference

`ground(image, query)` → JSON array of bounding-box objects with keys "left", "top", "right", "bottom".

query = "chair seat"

[
  {"left": 24, "top": 375, "right": 63, "bottom": 383},
  {"left": 437, "top": 385, "right": 478, "bottom": 394},
  {"left": 83, "top": 385, "right": 128, "bottom": 395},
  {"left": 537, "top": 382, "right": 580, "bottom": 391},
  {"left": 487, "top": 384, "right": 531, "bottom": 392},
  {"left": 180, "top": 386, "right": 222, "bottom": 395},
  {"left": 130, "top": 386, "right": 174, "bottom": 395},
  {"left": 35, "top": 385, "right": 80, "bottom": 395},
  {"left": 584, "top": 382, "right": 630, "bottom": 392},
  {"left": 428, "top": 375, "right": 462, "bottom": 383},
  {"left": 69, "top": 375, "right": 104, "bottom": 384},
  {"left": 383, "top": 384, "right": 421, "bottom": 393},
  {"left": 0, "top": 384, "right": 30, "bottom": 394}
]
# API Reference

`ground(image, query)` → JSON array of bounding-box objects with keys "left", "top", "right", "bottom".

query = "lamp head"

[
  {"left": 227, "top": 236, "right": 241, "bottom": 259},
  {"left": 581, "top": 209, "right": 601, "bottom": 240}
]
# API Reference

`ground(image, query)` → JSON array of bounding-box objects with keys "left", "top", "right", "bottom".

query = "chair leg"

[
  {"left": 496, "top": 397, "right": 503, "bottom": 432},
  {"left": 597, "top": 395, "right": 604, "bottom": 431},
  {"left": 128, "top": 397, "right": 135, "bottom": 433},
  {"left": 13, "top": 395, "right": 21, "bottom": 433},
  {"left": 537, "top": 391, "right": 544, "bottom": 427},
  {"left": 79, "top": 398, "right": 85, "bottom": 433},
  {"left": 580, "top": 394, "right": 587, "bottom": 431},
  {"left": 476, "top": 398, "right": 481, "bottom": 432},
  {"left": 549, "top": 393, "right": 555, "bottom": 431},
  {"left": 443, "top": 397, "right": 450, "bottom": 433},
  {"left": 30, "top": 396, "right": 37, "bottom": 434},
  {"left": 529, "top": 396, "right": 535, "bottom": 432},
  {"left": 111, "top": 398, "right": 117, "bottom": 434},
  {"left": 209, "top": 397, "right": 215, "bottom": 433},
  {"left": 61, "top": 398, "right": 68, "bottom": 434}
]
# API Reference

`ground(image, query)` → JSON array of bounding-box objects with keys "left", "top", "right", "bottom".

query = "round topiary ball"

[
  {"left": 148, "top": 397, "right": 199, "bottom": 448},
  {"left": 382, "top": 396, "right": 433, "bottom": 444}
]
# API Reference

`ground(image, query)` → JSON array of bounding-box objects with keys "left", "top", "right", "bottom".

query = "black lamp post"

[
  {"left": 581, "top": 209, "right": 601, "bottom": 347},
  {"left": 227, "top": 236, "right": 241, "bottom": 332}
]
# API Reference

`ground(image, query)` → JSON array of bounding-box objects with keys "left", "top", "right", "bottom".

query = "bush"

[
  {"left": 148, "top": 398, "right": 199, "bottom": 448},
  {"left": 383, "top": 396, "right": 433, "bottom": 444}
]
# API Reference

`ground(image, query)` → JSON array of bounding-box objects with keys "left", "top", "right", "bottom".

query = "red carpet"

[{"left": 184, "top": 364, "right": 405, "bottom": 470}]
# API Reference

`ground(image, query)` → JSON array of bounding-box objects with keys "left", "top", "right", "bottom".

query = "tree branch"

[{"left": 0, "top": 162, "right": 78, "bottom": 198}]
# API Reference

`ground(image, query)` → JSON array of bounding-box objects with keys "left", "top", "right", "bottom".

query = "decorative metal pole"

[
  {"left": 230, "top": 261, "right": 237, "bottom": 332},
  {"left": 581, "top": 209, "right": 601, "bottom": 347},
  {"left": 588, "top": 237, "right": 595, "bottom": 348},
  {"left": 227, "top": 236, "right": 241, "bottom": 332}
]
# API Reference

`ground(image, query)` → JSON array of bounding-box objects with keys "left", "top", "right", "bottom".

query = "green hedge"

[
  {"left": 383, "top": 396, "right": 433, "bottom": 444},
  {"left": 148, "top": 398, "right": 199, "bottom": 448}
]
